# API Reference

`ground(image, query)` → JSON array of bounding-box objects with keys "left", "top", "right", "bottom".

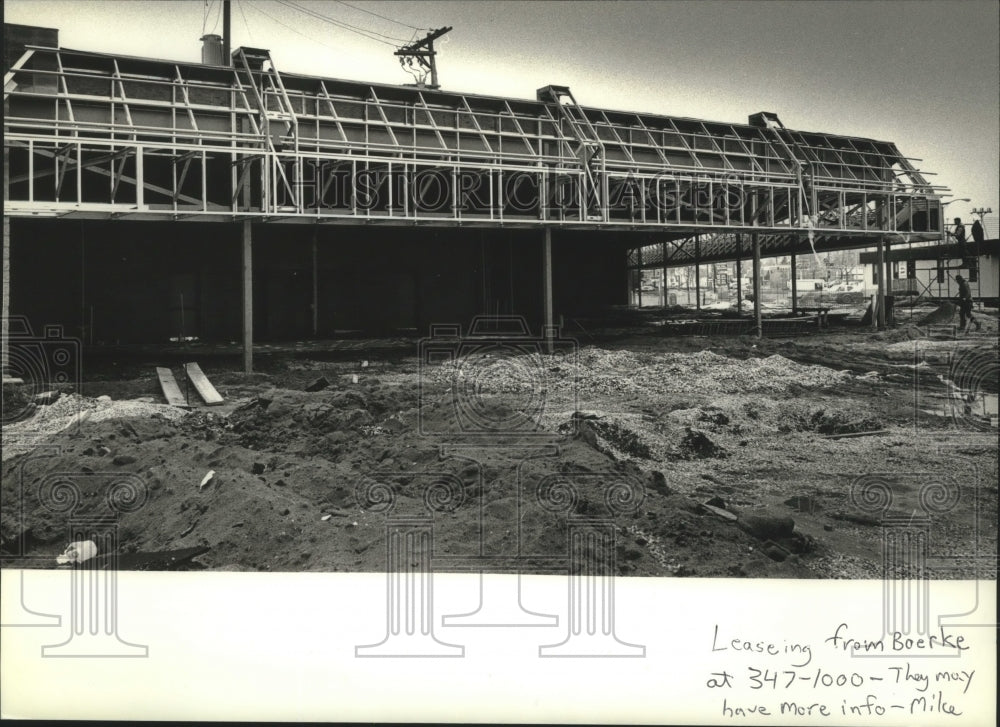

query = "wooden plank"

[
  {"left": 156, "top": 367, "right": 189, "bottom": 408},
  {"left": 825, "top": 429, "right": 889, "bottom": 440},
  {"left": 184, "top": 362, "right": 223, "bottom": 405},
  {"left": 700, "top": 502, "right": 738, "bottom": 521}
]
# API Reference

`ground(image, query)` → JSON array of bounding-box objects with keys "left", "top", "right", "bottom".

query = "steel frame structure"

[{"left": 5, "top": 45, "right": 946, "bottom": 254}]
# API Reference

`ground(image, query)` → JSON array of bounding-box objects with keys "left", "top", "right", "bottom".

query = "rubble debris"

[
  {"left": 737, "top": 512, "right": 796, "bottom": 541},
  {"left": 56, "top": 540, "right": 97, "bottom": 565},
  {"left": 251, "top": 462, "right": 266, "bottom": 475},
  {"left": 761, "top": 540, "right": 791, "bottom": 562},
  {"left": 700, "top": 500, "right": 737, "bottom": 521},
  {"left": 647, "top": 470, "right": 671, "bottom": 496},
  {"left": 92, "top": 546, "right": 210, "bottom": 571},
  {"left": 199, "top": 470, "right": 216, "bottom": 491},
  {"left": 783, "top": 495, "right": 821, "bottom": 513},
  {"left": 680, "top": 427, "right": 724, "bottom": 458},
  {"left": 829, "top": 510, "right": 880, "bottom": 527},
  {"left": 825, "top": 429, "right": 889, "bottom": 440},
  {"left": 113, "top": 455, "right": 137, "bottom": 466},
  {"left": 304, "top": 376, "right": 330, "bottom": 392},
  {"left": 34, "top": 390, "right": 61, "bottom": 406}
]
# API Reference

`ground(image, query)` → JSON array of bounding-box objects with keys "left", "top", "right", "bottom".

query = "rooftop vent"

[
  {"left": 200, "top": 34, "right": 224, "bottom": 66},
  {"left": 748, "top": 112, "right": 783, "bottom": 130}
]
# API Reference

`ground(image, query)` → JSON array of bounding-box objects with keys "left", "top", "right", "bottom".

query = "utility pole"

[
  {"left": 222, "top": 0, "right": 231, "bottom": 64},
  {"left": 395, "top": 27, "right": 453, "bottom": 89}
]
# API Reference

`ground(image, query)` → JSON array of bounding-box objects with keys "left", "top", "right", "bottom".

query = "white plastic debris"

[
  {"left": 351, "top": 374, "right": 359, "bottom": 384},
  {"left": 56, "top": 540, "right": 97, "bottom": 565},
  {"left": 321, "top": 514, "right": 332, "bottom": 522},
  {"left": 361, "top": 360, "right": 369, "bottom": 368},
  {"left": 199, "top": 470, "right": 216, "bottom": 490}
]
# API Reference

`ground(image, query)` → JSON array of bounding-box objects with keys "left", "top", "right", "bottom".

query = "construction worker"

[
  {"left": 952, "top": 217, "right": 967, "bottom": 254},
  {"left": 954, "top": 274, "right": 981, "bottom": 332},
  {"left": 971, "top": 219, "right": 985, "bottom": 248}
]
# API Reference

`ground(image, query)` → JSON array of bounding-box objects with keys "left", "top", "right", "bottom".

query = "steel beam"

[
  {"left": 311, "top": 228, "right": 318, "bottom": 337},
  {"left": 791, "top": 252, "right": 797, "bottom": 314},
  {"left": 242, "top": 221, "right": 253, "bottom": 373},
  {"left": 694, "top": 235, "right": 701, "bottom": 311},
  {"left": 735, "top": 233, "right": 742, "bottom": 314},
  {"left": 875, "top": 238, "right": 886, "bottom": 330},
  {"left": 543, "top": 227, "right": 554, "bottom": 353},
  {"left": 753, "top": 233, "right": 762, "bottom": 338}
]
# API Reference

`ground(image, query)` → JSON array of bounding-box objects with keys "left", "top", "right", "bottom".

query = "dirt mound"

[
  {"left": 565, "top": 348, "right": 851, "bottom": 397},
  {"left": 915, "top": 301, "right": 957, "bottom": 326},
  {"left": 3, "top": 393, "right": 188, "bottom": 462},
  {"left": 778, "top": 408, "right": 883, "bottom": 435},
  {"left": 679, "top": 427, "right": 725, "bottom": 458}
]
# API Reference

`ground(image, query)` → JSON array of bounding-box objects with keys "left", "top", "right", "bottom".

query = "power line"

[
  {"left": 236, "top": 0, "right": 254, "bottom": 41},
  {"left": 288, "top": 0, "right": 413, "bottom": 43},
  {"left": 332, "top": 0, "right": 423, "bottom": 31},
  {"left": 273, "top": 0, "right": 411, "bottom": 46},
  {"left": 246, "top": 1, "right": 342, "bottom": 51},
  {"left": 209, "top": 0, "right": 223, "bottom": 34}
]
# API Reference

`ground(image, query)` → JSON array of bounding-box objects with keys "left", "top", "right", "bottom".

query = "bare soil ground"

[{"left": 3, "top": 314, "right": 997, "bottom": 579}]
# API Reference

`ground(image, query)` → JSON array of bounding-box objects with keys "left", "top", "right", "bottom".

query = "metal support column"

[
  {"left": 790, "top": 252, "right": 798, "bottom": 314},
  {"left": 242, "top": 221, "right": 253, "bottom": 373},
  {"left": 694, "top": 235, "right": 701, "bottom": 311},
  {"left": 661, "top": 241, "right": 667, "bottom": 307},
  {"left": 311, "top": 229, "right": 318, "bottom": 337},
  {"left": 637, "top": 246, "right": 643, "bottom": 308},
  {"left": 1, "top": 215, "right": 9, "bottom": 377},
  {"left": 543, "top": 227, "right": 554, "bottom": 353},
  {"left": 735, "top": 234, "right": 742, "bottom": 315},
  {"left": 753, "top": 233, "right": 762, "bottom": 338},
  {"left": 884, "top": 240, "right": 893, "bottom": 327},
  {"left": 2, "top": 147, "right": 8, "bottom": 376},
  {"left": 876, "top": 238, "right": 886, "bottom": 330}
]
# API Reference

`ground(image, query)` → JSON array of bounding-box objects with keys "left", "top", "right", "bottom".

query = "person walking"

[{"left": 955, "top": 274, "right": 981, "bottom": 332}]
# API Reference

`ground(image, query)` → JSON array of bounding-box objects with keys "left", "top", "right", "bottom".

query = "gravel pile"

[
  {"left": 2, "top": 394, "right": 188, "bottom": 461},
  {"left": 564, "top": 348, "right": 851, "bottom": 396},
  {"left": 431, "top": 347, "right": 850, "bottom": 401}
]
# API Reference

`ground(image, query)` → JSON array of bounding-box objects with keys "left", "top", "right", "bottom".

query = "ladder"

[
  {"left": 232, "top": 47, "right": 300, "bottom": 213},
  {"left": 537, "top": 85, "right": 606, "bottom": 220},
  {"left": 750, "top": 111, "right": 816, "bottom": 221}
]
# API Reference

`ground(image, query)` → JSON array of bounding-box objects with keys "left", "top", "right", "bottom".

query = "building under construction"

[{"left": 2, "top": 22, "right": 961, "bottom": 371}]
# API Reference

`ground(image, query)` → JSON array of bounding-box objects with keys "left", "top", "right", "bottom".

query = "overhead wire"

[
  {"left": 273, "top": 0, "right": 411, "bottom": 46},
  {"left": 246, "top": 1, "right": 342, "bottom": 51},
  {"left": 236, "top": 0, "right": 254, "bottom": 41},
  {"left": 209, "top": 0, "right": 223, "bottom": 34},
  {"left": 331, "top": 0, "right": 424, "bottom": 31}
]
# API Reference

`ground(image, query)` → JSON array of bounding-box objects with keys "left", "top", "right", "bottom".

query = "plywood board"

[
  {"left": 184, "top": 362, "right": 224, "bottom": 405},
  {"left": 156, "top": 367, "right": 189, "bottom": 408}
]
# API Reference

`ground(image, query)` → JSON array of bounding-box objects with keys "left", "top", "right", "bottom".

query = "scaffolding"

[{"left": 4, "top": 44, "right": 947, "bottom": 250}]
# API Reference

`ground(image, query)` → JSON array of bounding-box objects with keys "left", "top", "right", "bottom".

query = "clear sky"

[{"left": 5, "top": 0, "right": 999, "bottom": 225}]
